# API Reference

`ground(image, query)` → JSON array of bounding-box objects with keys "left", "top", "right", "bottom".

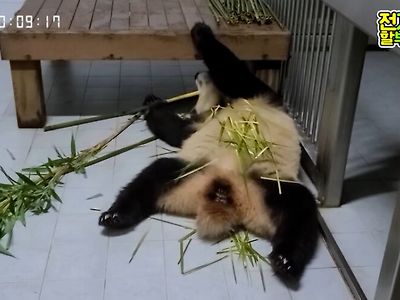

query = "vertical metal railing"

[
  {"left": 268, "top": 0, "right": 336, "bottom": 144},
  {"left": 265, "top": 0, "right": 368, "bottom": 208},
  {"left": 265, "top": 3, "right": 369, "bottom": 298}
]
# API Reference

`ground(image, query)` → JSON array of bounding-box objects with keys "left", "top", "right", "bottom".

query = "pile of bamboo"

[{"left": 209, "top": 0, "right": 273, "bottom": 25}]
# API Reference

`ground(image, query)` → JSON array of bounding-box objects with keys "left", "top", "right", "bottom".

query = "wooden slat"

[
  {"left": 35, "top": 0, "right": 63, "bottom": 29},
  {"left": 50, "top": 0, "right": 80, "bottom": 30},
  {"left": 147, "top": 0, "right": 164, "bottom": 14},
  {"left": 5, "top": 0, "right": 46, "bottom": 31},
  {"left": 70, "top": 0, "right": 97, "bottom": 30},
  {"left": 178, "top": 0, "right": 203, "bottom": 29},
  {"left": 147, "top": 0, "right": 167, "bottom": 30},
  {"left": 110, "top": 0, "right": 130, "bottom": 30},
  {"left": 130, "top": 0, "right": 149, "bottom": 28},
  {"left": 0, "top": 30, "right": 291, "bottom": 60},
  {"left": 14, "top": 0, "right": 46, "bottom": 16},
  {"left": 164, "top": 0, "right": 188, "bottom": 31},
  {"left": 91, "top": 0, "right": 113, "bottom": 30}
]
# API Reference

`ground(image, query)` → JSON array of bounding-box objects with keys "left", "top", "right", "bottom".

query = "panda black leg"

[
  {"left": 258, "top": 179, "right": 319, "bottom": 288},
  {"left": 144, "top": 94, "right": 195, "bottom": 148},
  {"left": 190, "top": 23, "right": 271, "bottom": 99},
  {"left": 99, "top": 158, "right": 187, "bottom": 229}
]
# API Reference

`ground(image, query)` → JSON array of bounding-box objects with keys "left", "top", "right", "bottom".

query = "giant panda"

[{"left": 99, "top": 23, "right": 318, "bottom": 287}]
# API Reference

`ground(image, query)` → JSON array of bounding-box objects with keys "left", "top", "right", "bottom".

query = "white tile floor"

[
  {"left": 320, "top": 51, "right": 400, "bottom": 299},
  {"left": 0, "top": 109, "right": 351, "bottom": 299},
  {"left": 1, "top": 2, "right": 399, "bottom": 298},
  {"left": 0, "top": 61, "right": 354, "bottom": 299}
]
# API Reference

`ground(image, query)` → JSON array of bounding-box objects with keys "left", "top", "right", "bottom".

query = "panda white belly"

[
  {"left": 178, "top": 97, "right": 301, "bottom": 180},
  {"left": 157, "top": 97, "right": 302, "bottom": 240}
]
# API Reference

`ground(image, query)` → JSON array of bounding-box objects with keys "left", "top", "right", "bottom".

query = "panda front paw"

[
  {"left": 143, "top": 94, "right": 164, "bottom": 107},
  {"left": 191, "top": 23, "right": 215, "bottom": 56}
]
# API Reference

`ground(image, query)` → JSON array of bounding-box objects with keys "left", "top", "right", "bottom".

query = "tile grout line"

[
  {"left": 80, "top": 61, "right": 93, "bottom": 115},
  {"left": 37, "top": 190, "right": 65, "bottom": 299},
  {"left": 102, "top": 235, "right": 110, "bottom": 300},
  {"left": 155, "top": 138, "right": 169, "bottom": 300}
]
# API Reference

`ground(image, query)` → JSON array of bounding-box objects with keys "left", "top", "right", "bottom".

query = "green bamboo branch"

[{"left": 0, "top": 114, "right": 151, "bottom": 255}]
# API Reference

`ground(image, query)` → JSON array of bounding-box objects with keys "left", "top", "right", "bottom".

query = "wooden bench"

[{"left": 0, "top": 0, "right": 290, "bottom": 128}]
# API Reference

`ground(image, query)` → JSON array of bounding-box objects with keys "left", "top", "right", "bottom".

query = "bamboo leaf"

[
  {"left": 0, "top": 243, "right": 15, "bottom": 257},
  {"left": 6, "top": 230, "right": 13, "bottom": 249},
  {"left": 0, "top": 166, "right": 17, "bottom": 184},
  {"left": 53, "top": 146, "right": 64, "bottom": 159},
  {"left": 15, "top": 172, "right": 36, "bottom": 186},
  {"left": 18, "top": 213, "right": 26, "bottom": 227},
  {"left": 70, "top": 134, "right": 77, "bottom": 157},
  {"left": 22, "top": 166, "right": 48, "bottom": 173},
  {"left": 50, "top": 189, "right": 62, "bottom": 203}
]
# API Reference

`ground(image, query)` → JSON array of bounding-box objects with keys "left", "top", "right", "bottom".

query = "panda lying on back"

[{"left": 99, "top": 23, "right": 318, "bottom": 287}]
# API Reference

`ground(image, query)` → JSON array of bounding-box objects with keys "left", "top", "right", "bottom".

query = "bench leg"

[{"left": 10, "top": 60, "right": 46, "bottom": 128}]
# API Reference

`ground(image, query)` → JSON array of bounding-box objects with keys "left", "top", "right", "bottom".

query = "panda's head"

[{"left": 194, "top": 72, "right": 221, "bottom": 115}]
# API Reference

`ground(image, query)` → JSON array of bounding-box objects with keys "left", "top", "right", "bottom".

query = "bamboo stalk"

[
  {"left": 82, "top": 136, "right": 157, "bottom": 169},
  {"left": 129, "top": 231, "right": 149, "bottom": 263},
  {"left": 263, "top": 2, "right": 282, "bottom": 28},
  {"left": 208, "top": 0, "right": 274, "bottom": 26},
  {"left": 44, "top": 91, "right": 200, "bottom": 132}
]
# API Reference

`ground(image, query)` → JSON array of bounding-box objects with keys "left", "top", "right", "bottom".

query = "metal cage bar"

[
  {"left": 374, "top": 190, "right": 400, "bottom": 300},
  {"left": 265, "top": 2, "right": 369, "bottom": 298},
  {"left": 315, "top": 13, "right": 367, "bottom": 206},
  {"left": 266, "top": 0, "right": 367, "bottom": 208}
]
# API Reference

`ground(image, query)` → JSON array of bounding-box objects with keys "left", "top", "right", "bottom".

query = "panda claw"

[
  {"left": 99, "top": 211, "right": 124, "bottom": 228},
  {"left": 269, "top": 252, "right": 298, "bottom": 281}
]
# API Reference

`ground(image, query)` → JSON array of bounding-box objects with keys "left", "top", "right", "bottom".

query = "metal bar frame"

[
  {"left": 314, "top": 13, "right": 368, "bottom": 206},
  {"left": 318, "top": 211, "right": 367, "bottom": 300},
  {"left": 374, "top": 190, "right": 400, "bottom": 300},
  {"left": 265, "top": 2, "right": 371, "bottom": 299}
]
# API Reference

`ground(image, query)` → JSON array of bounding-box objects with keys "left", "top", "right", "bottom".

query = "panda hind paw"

[
  {"left": 98, "top": 210, "right": 132, "bottom": 229},
  {"left": 269, "top": 252, "right": 301, "bottom": 289}
]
